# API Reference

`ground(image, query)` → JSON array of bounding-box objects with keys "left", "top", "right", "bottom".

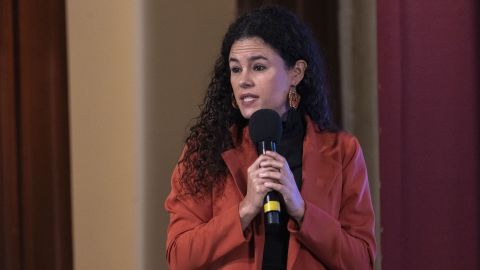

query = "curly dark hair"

[{"left": 178, "top": 6, "right": 337, "bottom": 198}]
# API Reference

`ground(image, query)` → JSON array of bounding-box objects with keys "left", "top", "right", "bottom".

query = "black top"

[{"left": 262, "top": 108, "right": 306, "bottom": 270}]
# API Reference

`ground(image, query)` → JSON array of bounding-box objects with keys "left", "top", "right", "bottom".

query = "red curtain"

[{"left": 378, "top": 0, "right": 479, "bottom": 269}]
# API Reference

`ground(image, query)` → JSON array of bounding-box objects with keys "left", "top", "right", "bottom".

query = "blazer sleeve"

[
  {"left": 165, "top": 163, "right": 252, "bottom": 270},
  {"left": 287, "top": 135, "right": 376, "bottom": 269}
]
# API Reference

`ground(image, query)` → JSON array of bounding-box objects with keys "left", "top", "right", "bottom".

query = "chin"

[{"left": 239, "top": 107, "right": 260, "bottom": 119}]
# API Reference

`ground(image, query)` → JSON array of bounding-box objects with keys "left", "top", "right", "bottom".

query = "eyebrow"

[{"left": 229, "top": 55, "right": 269, "bottom": 63}]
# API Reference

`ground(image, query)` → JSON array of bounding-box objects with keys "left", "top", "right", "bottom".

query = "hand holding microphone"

[
  {"left": 248, "top": 109, "right": 305, "bottom": 227},
  {"left": 240, "top": 109, "right": 305, "bottom": 230},
  {"left": 258, "top": 150, "right": 305, "bottom": 226},
  {"left": 248, "top": 109, "right": 283, "bottom": 227},
  {"left": 239, "top": 109, "right": 281, "bottom": 230}
]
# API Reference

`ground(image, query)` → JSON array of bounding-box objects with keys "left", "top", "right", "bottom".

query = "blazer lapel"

[
  {"left": 222, "top": 127, "right": 265, "bottom": 270},
  {"left": 287, "top": 117, "right": 341, "bottom": 269},
  {"left": 301, "top": 118, "right": 341, "bottom": 205},
  {"left": 221, "top": 126, "right": 257, "bottom": 198}
]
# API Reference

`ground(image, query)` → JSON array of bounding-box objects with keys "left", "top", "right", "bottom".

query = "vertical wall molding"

[{"left": 338, "top": 1, "right": 381, "bottom": 269}]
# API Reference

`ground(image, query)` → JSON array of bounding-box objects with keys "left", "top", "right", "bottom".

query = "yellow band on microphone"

[{"left": 264, "top": 201, "right": 281, "bottom": 213}]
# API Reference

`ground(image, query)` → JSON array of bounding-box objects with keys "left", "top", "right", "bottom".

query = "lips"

[{"left": 239, "top": 93, "right": 259, "bottom": 105}]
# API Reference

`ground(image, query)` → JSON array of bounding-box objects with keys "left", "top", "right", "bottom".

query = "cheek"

[
  {"left": 230, "top": 78, "right": 238, "bottom": 95},
  {"left": 268, "top": 75, "right": 290, "bottom": 97},
  {"left": 268, "top": 69, "right": 290, "bottom": 87}
]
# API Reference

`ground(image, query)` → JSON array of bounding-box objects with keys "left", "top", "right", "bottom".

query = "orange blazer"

[{"left": 165, "top": 117, "right": 376, "bottom": 269}]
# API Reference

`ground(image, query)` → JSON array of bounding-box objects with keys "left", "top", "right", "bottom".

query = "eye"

[
  {"left": 230, "top": 66, "right": 241, "bottom": 73},
  {"left": 253, "top": 64, "right": 266, "bottom": 71}
]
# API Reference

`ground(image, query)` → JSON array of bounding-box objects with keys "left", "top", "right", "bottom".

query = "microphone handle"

[
  {"left": 257, "top": 140, "right": 276, "bottom": 154},
  {"left": 264, "top": 191, "right": 281, "bottom": 225},
  {"left": 257, "top": 141, "right": 281, "bottom": 226}
]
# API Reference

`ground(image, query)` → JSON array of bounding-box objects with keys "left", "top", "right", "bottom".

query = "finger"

[
  {"left": 252, "top": 173, "right": 276, "bottom": 184},
  {"left": 251, "top": 168, "right": 270, "bottom": 183},
  {"left": 264, "top": 151, "right": 286, "bottom": 162},
  {"left": 259, "top": 159, "right": 284, "bottom": 170},
  {"left": 252, "top": 171, "right": 282, "bottom": 186},
  {"left": 264, "top": 182, "right": 285, "bottom": 194},
  {"left": 255, "top": 184, "right": 272, "bottom": 193},
  {"left": 263, "top": 170, "right": 295, "bottom": 187},
  {"left": 257, "top": 167, "right": 279, "bottom": 175},
  {"left": 253, "top": 178, "right": 273, "bottom": 193},
  {"left": 258, "top": 170, "right": 282, "bottom": 180},
  {"left": 248, "top": 155, "right": 270, "bottom": 173}
]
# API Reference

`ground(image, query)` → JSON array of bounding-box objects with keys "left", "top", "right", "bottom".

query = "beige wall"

[
  {"left": 67, "top": 0, "right": 143, "bottom": 269},
  {"left": 67, "top": 0, "right": 235, "bottom": 269},
  {"left": 142, "top": 1, "right": 236, "bottom": 269}
]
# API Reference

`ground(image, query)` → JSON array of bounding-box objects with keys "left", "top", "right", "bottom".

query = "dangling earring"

[
  {"left": 231, "top": 93, "right": 238, "bottom": 109},
  {"left": 288, "top": 86, "right": 301, "bottom": 109}
]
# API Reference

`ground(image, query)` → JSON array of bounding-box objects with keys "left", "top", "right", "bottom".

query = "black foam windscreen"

[{"left": 248, "top": 109, "right": 283, "bottom": 144}]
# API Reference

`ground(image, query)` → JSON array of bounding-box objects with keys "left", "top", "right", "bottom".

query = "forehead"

[{"left": 229, "top": 37, "right": 280, "bottom": 59}]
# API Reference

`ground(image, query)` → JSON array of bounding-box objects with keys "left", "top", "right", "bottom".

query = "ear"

[{"left": 289, "top": 60, "right": 307, "bottom": 86}]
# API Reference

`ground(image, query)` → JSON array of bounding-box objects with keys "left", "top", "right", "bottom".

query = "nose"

[{"left": 238, "top": 70, "right": 254, "bottom": 89}]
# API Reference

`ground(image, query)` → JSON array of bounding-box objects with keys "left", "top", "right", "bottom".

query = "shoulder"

[
  {"left": 304, "top": 115, "right": 360, "bottom": 151},
  {"left": 310, "top": 126, "right": 361, "bottom": 150},
  {"left": 308, "top": 128, "right": 363, "bottom": 168},
  {"left": 315, "top": 130, "right": 359, "bottom": 147}
]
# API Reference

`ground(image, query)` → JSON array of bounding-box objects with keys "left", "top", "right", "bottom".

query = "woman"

[{"left": 165, "top": 6, "right": 375, "bottom": 270}]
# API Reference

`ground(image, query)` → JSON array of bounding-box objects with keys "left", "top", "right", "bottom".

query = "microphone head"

[{"left": 248, "top": 109, "right": 282, "bottom": 144}]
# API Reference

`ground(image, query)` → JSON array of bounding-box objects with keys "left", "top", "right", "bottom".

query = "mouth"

[{"left": 239, "top": 93, "right": 259, "bottom": 103}]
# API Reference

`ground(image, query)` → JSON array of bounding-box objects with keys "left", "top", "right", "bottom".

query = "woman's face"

[{"left": 229, "top": 37, "right": 297, "bottom": 119}]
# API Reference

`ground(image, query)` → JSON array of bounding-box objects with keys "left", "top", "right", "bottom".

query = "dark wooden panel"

[
  {"left": 0, "top": 0, "right": 73, "bottom": 269},
  {"left": 0, "top": 0, "right": 21, "bottom": 268}
]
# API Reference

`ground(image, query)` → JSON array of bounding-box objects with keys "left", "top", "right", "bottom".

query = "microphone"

[{"left": 248, "top": 109, "right": 283, "bottom": 226}]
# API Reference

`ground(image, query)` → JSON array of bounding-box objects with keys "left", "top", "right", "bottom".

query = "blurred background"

[{"left": 1, "top": 0, "right": 478, "bottom": 269}]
